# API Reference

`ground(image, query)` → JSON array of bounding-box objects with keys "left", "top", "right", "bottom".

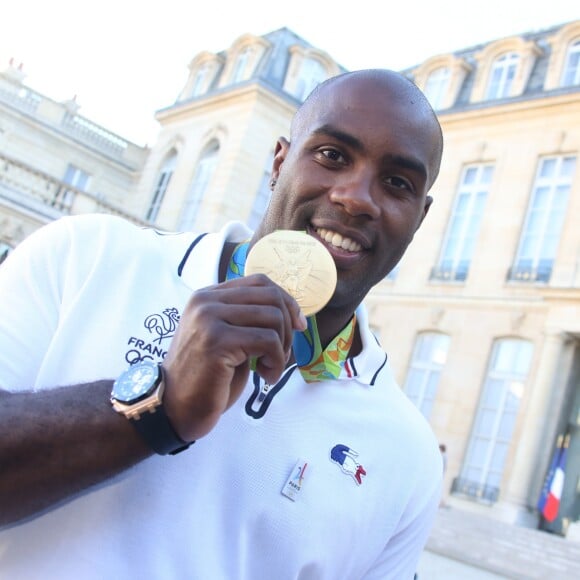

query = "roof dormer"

[
  {"left": 219, "top": 34, "right": 270, "bottom": 87},
  {"left": 177, "top": 52, "right": 224, "bottom": 101},
  {"left": 470, "top": 36, "right": 542, "bottom": 103},
  {"left": 412, "top": 54, "right": 472, "bottom": 111},
  {"left": 544, "top": 21, "right": 580, "bottom": 89},
  {"left": 283, "top": 46, "right": 340, "bottom": 101}
]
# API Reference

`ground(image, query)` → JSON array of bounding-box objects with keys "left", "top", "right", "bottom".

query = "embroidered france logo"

[{"left": 330, "top": 444, "right": 367, "bottom": 485}]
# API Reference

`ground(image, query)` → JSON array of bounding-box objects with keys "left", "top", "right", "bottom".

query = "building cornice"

[
  {"left": 155, "top": 80, "right": 299, "bottom": 124},
  {"left": 436, "top": 88, "right": 580, "bottom": 122},
  {"left": 0, "top": 99, "right": 146, "bottom": 171}
]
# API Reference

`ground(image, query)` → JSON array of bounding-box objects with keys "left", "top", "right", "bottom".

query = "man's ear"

[
  {"left": 271, "top": 137, "right": 290, "bottom": 182},
  {"left": 416, "top": 195, "right": 433, "bottom": 231}
]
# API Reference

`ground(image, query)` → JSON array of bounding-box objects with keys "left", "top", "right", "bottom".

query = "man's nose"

[{"left": 328, "top": 172, "right": 381, "bottom": 219}]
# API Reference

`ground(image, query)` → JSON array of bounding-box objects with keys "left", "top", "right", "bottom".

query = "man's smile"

[{"left": 313, "top": 227, "right": 363, "bottom": 253}]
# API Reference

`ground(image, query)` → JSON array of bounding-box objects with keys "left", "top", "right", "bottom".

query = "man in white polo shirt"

[{"left": 0, "top": 69, "right": 444, "bottom": 579}]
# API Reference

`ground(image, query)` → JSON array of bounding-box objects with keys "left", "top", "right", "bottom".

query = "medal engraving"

[{"left": 245, "top": 230, "right": 337, "bottom": 316}]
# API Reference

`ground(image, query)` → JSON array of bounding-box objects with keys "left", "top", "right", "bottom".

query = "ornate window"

[
  {"left": 52, "top": 164, "right": 90, "bottom": 211},
  {"left": 146, "top": 150, "right": 177, "bottom": 223},
  {"left": 191, "top": 63, "right": 210, "bottom": 97},
  {"left": 561, "top": 39, "right": 580, "bottom": 87},
  {"left": 544, "top": 21, "right": 580, "bottom": 90},
  {"left": 294, "top": 57, "right": 327, "bottom": 101},
  {"left": 178, "top": 141, "right": 219, "bottom": 231},
  {"left": 431, "top": 164, "right": 493, "bottom": 282},
  {"left": 485, "top": 53, "right": 519, "bottom": 100},
  {"left": 453, "top": 338, "right": 533, "bottom": 504},
  {"left": 283, "top": 46, "right": 339, "bottom": 102},
  {"left": 403, "top": 332, "right": 450, "bottom": 420},
  {"left": 248, "top": 152, "right": 274, "bottom": 230},
  {"left": 412, "top": 55, "right": 471, "bottom": 111},
  {"left": 63, "top": 164, "right": 89, "bottom": 190},
  {"left": 219, "top": 35, "right": 269, "bottom": 88},
  {"left": 471, "top": 37, "right": 541, "bottom": 103},
  {"left": 177, "top": 53, "right": 223, "bottom": 102},
  {"left": 423, "top": 67, "right": 451, "bottom": 110},
  {"left": 231, "top": 46, "right": 252, "bottom": 84},
  {"left": 509, "top": 155, "right": 576, "bottom": 283}
]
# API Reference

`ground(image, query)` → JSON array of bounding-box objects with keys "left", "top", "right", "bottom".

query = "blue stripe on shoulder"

[
  {"left": 177, "top": 233, "right": 208, "bottom": 277},
  {"left": 370, "top": 353, "right": 388, "bottom": 386}
]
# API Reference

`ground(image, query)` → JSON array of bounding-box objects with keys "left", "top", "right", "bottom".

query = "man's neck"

[{"left": 316, "top": 308, "right": 362, "bottom": 358}]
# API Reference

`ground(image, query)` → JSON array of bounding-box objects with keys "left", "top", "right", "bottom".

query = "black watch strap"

[{"left": 130, "top": 406, "right": 193, "bottom": 455}]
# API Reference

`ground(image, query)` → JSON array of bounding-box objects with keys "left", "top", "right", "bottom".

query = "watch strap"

[{"left": 130, "top": 403, "right": 193, "bottom": 456}]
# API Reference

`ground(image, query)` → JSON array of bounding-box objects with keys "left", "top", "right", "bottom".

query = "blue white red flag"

[
  {"left": 537, "top": 435, "right": 568, "bottom": 522},
  {"left": 537, "top": 436, "right": 562, "bottom": 515}
]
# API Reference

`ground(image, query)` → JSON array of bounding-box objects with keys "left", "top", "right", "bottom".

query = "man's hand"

[{"left": 161, "top": 274, "right": 307, "bottom": 443}]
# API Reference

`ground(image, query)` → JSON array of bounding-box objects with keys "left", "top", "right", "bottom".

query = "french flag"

[{"left": 537, "top": 435, "right": 568, "bottom": 523}]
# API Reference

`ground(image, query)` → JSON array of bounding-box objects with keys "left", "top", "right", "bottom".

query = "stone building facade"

[
  {"left": 134, "top": 28, "right": 344, "bottom": 233},
  {"left": 2, "top": 22, "right": 580, "bottom": 537},
  {"left": 0, "top": 60, "right": 149, "bottom": 262},
  {"left": 385, "top": 20, "right": 580, "bottom": 535},
  {"left": 138, "top": 22, "right": 580, "bottom": 535}
]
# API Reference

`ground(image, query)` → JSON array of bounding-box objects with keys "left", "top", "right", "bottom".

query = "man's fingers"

[
  {"left": 162, "top": 273, "right": 309, "bottom": 440},
  {"left": 209, "top": 274, "right": 308, "bottom": 332}
]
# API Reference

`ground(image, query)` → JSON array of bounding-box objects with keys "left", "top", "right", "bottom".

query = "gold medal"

[{"left": 245, "top": 230, "right": 337, "bottom": 316}]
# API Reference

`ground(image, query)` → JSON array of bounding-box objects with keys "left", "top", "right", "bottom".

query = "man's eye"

[
  {"left": 385, "top": 176, "right": 411, "bottom": 190},
  {"left": 320, "top": 149, "right": 345, "bottom": 163}
]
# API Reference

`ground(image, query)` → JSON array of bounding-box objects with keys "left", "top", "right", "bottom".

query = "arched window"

[
  {"left": 231, "top": 47, "right": 251, "bottom": 84},
  {"left": 456, "top": 338, "right": 533, "bottom": 503},
  {"left": 146, "top": 151, "right": 177, "bottom": 223},
  {"left": 424, "top": 67, "right": 450, "bottom": 110},
  {"left": 486, "top": 52, "right": 519, "bottom": 100},
  {"left": 561, "top": 39, "right": 580, "bottom": 87},
  {"left": 178, "top": 141, "right": 219, "bottom": 231},
  {"left": 192, "top": 63, "right": 210, "bottom": 97},
  {"left": 295, "top": 58, "right": 327, "bottom": 101},
  {"left": 403, "top": 332, "right": 450, "bottom": 420},
  {"left": 248, "top": 151, "right": 274, "bottom": 230}
]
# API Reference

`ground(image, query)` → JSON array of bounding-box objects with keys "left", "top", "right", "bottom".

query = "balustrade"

[{"left": 0, "top": 152, "right": 148, "bottom": 226}]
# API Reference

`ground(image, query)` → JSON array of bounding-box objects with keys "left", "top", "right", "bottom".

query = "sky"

[{"left": 2, "top": 0, "right": 579, "bottom": 146}]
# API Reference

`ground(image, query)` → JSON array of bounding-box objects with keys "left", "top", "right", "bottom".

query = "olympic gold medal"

[{"left": 245, "top": 230, "right": 337, "bottom": 316}]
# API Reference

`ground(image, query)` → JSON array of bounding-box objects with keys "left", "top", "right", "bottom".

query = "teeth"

[{"left": 315, "top": 228, "right": 362, "bottom": 252}]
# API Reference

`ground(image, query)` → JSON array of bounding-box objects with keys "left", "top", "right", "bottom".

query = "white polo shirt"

[{"left": 0, "top": 214, "right": 442, "bottom": 579}]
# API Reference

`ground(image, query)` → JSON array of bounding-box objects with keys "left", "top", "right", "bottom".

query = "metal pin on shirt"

[{"left": 281, "top": 459, "right": 309, "bottom": 501}]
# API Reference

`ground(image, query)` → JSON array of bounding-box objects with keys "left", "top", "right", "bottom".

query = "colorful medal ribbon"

[{"left": 226, "top": 242, "right": 356, "bottom": 383}]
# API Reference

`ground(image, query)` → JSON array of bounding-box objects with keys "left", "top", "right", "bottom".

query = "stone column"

[{"left": 507, "top": 329, "right": 569, "bottom": 508}]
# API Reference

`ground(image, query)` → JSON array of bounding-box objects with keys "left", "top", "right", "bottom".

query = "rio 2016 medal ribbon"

[{"left": 245, "top": 230, "right": 337, "bottom": 316}]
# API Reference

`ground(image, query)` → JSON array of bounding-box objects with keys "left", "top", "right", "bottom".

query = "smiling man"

[
  {"left": 0, "top": 69, "right": 444, "bottom": 579},
  {"left": 255, "top": 70, "right": 441, "bottom": 351}
]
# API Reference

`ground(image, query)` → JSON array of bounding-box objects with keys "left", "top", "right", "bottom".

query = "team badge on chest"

[
  {"left": 125, "top": 307, "right": 180, "bottom": 366},
  {"left": 330, "top": 444, "right": 367, "bottom": 485}
]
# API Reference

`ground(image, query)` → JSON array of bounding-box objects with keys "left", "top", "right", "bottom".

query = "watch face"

[{"left": 112, "top": 361, "right": 160, "bottom": 404}]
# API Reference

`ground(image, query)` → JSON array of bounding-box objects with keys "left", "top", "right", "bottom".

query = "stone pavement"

[
  {"left": 417, "top": 550, "right": 507, "bottom": 579},
  {"left": 422, "top": 506, "right": 580, "bottom": 579}
]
